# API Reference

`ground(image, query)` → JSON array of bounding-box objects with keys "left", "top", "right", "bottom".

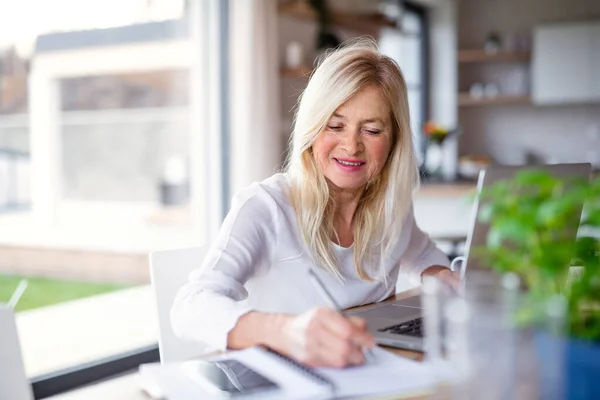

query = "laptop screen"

[{"left": 463, "top": 163, "right": 592, "bottom": 272}]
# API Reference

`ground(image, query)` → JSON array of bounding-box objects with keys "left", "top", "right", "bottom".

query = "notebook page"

[{"left": 316, "top": 347, "right": 434, "bottom": 398}]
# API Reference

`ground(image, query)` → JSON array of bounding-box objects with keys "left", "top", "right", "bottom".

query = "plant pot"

[
  {"left": 424, "top": 142, "right": 445, "bottom": 181},
  {"left": 535, "top": 331, "right": 600, "bottom": 400}
]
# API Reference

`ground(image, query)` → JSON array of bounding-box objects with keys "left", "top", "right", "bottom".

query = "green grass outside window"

[{"left": 0, "top": 275, "right": 129, "bottom": 312}]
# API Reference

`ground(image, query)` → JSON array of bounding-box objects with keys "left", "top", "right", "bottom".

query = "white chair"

[{"left": 149, "top": 245, "right": 212, "bottom": 363}]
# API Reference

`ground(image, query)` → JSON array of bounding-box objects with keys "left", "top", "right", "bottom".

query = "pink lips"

[{"left": 333, "top": 158, "right": 365, "bottom": 172}]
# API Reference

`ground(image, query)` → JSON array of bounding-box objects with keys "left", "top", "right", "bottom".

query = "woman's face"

[{"left": 312, "top": 84, "right": 393, "bottom": 192}]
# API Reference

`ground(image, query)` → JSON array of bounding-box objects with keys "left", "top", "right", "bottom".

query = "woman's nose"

[{"left": 341, "top": 131, "right": 363, "bottom": 155}]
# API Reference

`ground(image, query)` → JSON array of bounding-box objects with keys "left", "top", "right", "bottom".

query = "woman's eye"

[
  {"left": 365, "top": 129, "right": 381, "bottom": 135},
  {"left": 327, "top": 125, "right": 342, "bottom": 131}
]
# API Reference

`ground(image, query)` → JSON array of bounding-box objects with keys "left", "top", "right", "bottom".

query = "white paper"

[{"left": 316, "top": 347, "right": 434, "bottom": 398}]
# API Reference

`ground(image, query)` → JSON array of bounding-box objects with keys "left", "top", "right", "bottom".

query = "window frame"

[{"left": 31, "top": 345, "right": 159, "bottom": 399}]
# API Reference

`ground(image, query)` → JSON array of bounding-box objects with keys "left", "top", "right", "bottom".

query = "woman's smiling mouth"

[{"left": 334, "top": 158, "right": 366, "bottom": 171}]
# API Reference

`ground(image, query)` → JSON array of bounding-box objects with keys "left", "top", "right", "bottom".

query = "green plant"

[{"left": 474, "top": 170, "right": 600, "bottom": 341}]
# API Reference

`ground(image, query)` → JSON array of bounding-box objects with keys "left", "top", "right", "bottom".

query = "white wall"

[{"left": 458, "top": 0, "right": 600, "bottom": 166}]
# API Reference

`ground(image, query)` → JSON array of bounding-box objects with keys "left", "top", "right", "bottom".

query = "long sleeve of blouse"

[{"left": 170, "top": 183, "right": 279, "bottom": 350}]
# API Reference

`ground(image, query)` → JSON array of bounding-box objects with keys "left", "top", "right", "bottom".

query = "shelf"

[
  {"left": 458, "top": 49, "right": 531, "bottom": 63},
  {"left": 280, "top": 65, "right": 313, "bottom": 78},
  {"left": 417, "top": 182, "right": 477, "bottom": 197},
  {"left": 278, "top": 1, "right": 397, "bottom": 33},
  {"left": 458, "top": 93, "right": 531, "bottom": 107}
]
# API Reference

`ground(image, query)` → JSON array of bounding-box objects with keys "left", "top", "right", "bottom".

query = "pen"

[{"left": 307, "top": 269, "right": 375, "bottom": 363}]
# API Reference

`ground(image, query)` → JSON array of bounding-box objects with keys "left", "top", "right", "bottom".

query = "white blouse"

[{"left": 171, "top": 173, "right": 449, "bottom": 351}]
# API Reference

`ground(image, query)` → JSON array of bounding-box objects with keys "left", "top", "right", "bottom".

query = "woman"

[{"left": 171, "top": 40, "right": 459, "bottom": 369}]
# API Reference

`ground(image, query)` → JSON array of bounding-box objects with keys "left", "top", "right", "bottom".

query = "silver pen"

[{"left": 307, "top": 269, "right": 375, "bottom": 363}]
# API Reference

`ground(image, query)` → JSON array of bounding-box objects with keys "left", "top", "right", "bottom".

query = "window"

[{"left": 0, "top": 0, "right": 227, "bottom": 397}]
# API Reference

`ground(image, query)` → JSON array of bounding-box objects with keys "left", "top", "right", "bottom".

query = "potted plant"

[{"left": 474, "top": 169, "right": 600, "bottom": 399}]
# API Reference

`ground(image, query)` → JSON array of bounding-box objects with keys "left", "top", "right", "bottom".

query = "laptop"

[
  {"left": 0, "top": 304, "right": 34, "bottom": 400},
  {"left": 347, "top": 163, "right": 592, "bottom": 351}
]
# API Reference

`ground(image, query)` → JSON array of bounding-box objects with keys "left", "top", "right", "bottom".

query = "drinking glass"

[{"left": 423, "top": 270, "right": 525, "bottom": 399}]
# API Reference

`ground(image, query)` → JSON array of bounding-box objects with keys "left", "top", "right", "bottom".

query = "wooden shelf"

[
  {"left": 458, "top": 93, "right": 531, "bottom": 107},
  {"left": 458, "top": 49, "right": 531, "bottom": 63},
  {"left": 417, "top": 182, "right": 477, "bottom": 197},
  {"left": 280, "top": 65, "right": 313, "bottom": 78},
  {"left": 278, "top": 1, "right": 397, "bottom": 33}
]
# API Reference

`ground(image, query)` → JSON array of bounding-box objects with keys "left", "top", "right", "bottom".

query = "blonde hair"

[{"left": 285, "top": 38, "right": 420, "bottom": 282}]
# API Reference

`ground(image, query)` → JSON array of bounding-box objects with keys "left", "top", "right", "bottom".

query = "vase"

[
  {"left": 440, "top": 134, "right": 458, "bottom": 182},
  {"left": 425, "top": 137, "right": 458, "bottom": 181},
  {"left": 424, "top": 142, "right": 443, "bottom": 179}
]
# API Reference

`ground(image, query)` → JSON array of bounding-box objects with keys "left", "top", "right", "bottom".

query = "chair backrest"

[
  {"left": 0, "top": 305, "right": 34, "bottom": 400},
  {"left": 149, "top": 246, "right": 211, "bottom": 363}
]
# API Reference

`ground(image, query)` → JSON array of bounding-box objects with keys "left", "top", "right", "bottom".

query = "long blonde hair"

[{"left": 285, "top": 38, "right": 420, "bottom": 282}]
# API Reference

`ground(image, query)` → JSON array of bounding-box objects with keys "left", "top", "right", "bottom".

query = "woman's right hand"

[{"left": 278, "top": 307, "right": 376, "bottom": 368}]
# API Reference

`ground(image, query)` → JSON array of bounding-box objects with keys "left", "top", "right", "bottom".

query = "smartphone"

[{"left": 182, "top": 358, "right": 279, "bottom": 398}]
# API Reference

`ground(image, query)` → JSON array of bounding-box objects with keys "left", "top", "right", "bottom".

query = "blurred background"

[{"left": 0, "top": 0, "right": 598, "bottom": 387}]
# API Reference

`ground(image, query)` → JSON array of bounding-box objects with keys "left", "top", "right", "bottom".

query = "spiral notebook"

[
  {"left": 259, "top": 346, "right": 335, "bottom": 389},
  {"left": 139, "top": 346, "right": 433, "bottom": 399},
  {"left": 259, "top": 346, "right": 434, "bottom": 399}
]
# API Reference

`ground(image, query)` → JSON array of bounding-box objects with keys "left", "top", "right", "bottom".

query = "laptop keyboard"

[{"left": 377, "top": 317, "right": 423, "bottom": 338}]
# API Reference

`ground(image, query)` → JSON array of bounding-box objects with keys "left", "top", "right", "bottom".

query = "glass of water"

[{"left": 423, "top": 270, "right": 535, "bottom": 399}]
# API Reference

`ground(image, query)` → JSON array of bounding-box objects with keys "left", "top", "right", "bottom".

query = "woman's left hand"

[{"left": 421, "top": 266, "right": 461, "bottom": 293}]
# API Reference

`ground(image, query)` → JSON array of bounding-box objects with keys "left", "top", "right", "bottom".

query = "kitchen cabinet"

[{"left": 532, "top": 22, "right": 600, "bottom": 105}]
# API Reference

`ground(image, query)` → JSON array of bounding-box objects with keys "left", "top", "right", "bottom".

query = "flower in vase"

[
  {"left": 423, "top": 121, "right": 453, "bottom": 145},
  {"left": 423, "top": 121, "right": 458, "bottom": 178}
]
